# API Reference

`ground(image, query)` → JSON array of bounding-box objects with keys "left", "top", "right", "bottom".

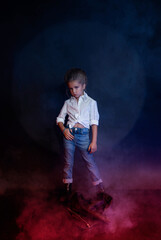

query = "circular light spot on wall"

[{"left": 13, "top": 21, "right": 145, "bottom": 152}]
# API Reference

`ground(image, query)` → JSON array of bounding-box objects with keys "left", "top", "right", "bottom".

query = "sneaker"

[
  {"left": 60, "top": 183, "right": 72, "bottom": 204},
  {"left": 96, "top": 183, "right": 113, "bottom": 207},
  {"left": 97, "top": 191, "right": 113, "bottom": 207},
  {"left": 96, "top": 183, "right": 105, "bottom": 193}
]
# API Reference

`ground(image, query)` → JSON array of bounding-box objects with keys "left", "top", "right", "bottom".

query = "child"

[{"left": 56, "top": 68, "right": 104, "bottom": 197}]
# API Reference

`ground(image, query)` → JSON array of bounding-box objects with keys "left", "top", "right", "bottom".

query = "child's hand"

[
  {"left": 63, "top": 128, "right": 74, "bottom": 141},
  {"left": 88, "top": 142, "right": 97, "bottom": 153}
]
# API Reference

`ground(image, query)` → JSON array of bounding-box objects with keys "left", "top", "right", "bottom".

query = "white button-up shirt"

[{"left": 56, "top": 92, "right": 99, "bottom": 129}]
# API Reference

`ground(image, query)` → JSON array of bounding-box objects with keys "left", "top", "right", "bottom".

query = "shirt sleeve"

[
  {"left": 90, "top": 100, "right": 99, "bottom": 126},
  {"left": 56, "top": 101, "right": 67, "bottom": 125}
]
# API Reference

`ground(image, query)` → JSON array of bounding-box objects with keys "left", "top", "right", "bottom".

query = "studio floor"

[{"left": 0, "top": 187, "right": 160, "bottom": 240}]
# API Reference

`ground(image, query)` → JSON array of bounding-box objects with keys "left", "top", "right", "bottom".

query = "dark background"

[
  {"left": 0, "top": 1, "right": 161, "bottom": 239},
  {"left": 0, "top": 0, "right": 161, "bottom": 191}
]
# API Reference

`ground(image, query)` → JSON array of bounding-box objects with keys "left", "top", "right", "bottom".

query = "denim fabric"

[{"left": 63, "top": 127, "right": 102, "bottom": 185}]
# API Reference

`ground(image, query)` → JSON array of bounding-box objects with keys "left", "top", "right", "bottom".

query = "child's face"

[{"left": 68, "top": 80, "right": 86, "bottom": 100}]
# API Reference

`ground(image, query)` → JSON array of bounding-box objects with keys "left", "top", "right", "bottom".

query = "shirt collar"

[
  {"left": 70, "top": 91, "right": 88, "bottom": 102},
  {"left": 80, "top": 91, "right": 88, "bottom": 101}
]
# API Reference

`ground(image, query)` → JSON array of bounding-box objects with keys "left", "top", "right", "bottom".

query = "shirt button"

[{"left": 75, "top": 113, "right": 79, "bottom": 119}]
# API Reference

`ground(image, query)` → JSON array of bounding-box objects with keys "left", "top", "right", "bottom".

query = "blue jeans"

[{"left": 63, "top": 127, "right": 102, "bottom": 186}]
